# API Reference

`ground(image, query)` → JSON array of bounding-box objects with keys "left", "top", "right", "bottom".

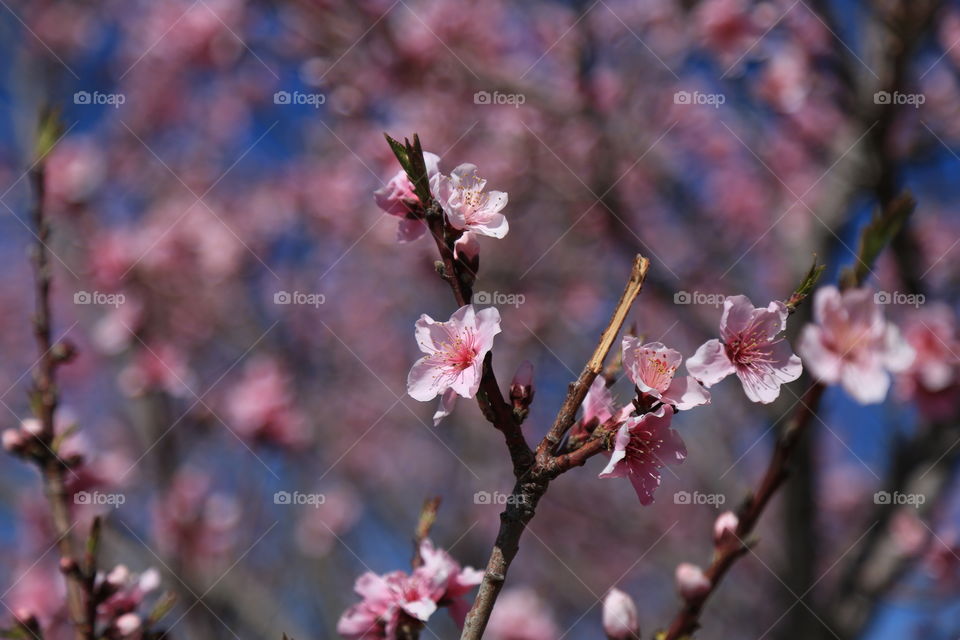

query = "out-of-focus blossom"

[
  {"left": 374, "top": 151, "right": 441, "bottom": 243},
  {"left": 433, "top": 164, "right": 509, "bottom": 238},
  {"left": 622, "top": 338, "right": 710, "bottom": 410},
  {"left": 485, "top": 588, "right": 559, "bottom": 640},
  {"left": 599, "top": 407, "right": 686, "bottom": 505},
  {"left": 675, "top": 562, "right": 711, "bottom": 600},
  {"left": 152, "top": 469, "right": 240, "bottom": 563},
  {"left": 687, "top": 295, "right": 802, "bottom": 404},
  {"left": 294, "top": 487, "right": 362, "bottom": 558},
  {"left": 337, "top": 539, "right": 482, "bottom": 638},
  {"left": 98, "top": 565, "right": 161, "bottom": 621},
  {"left": 118, "top": 342, "right": 196, "bottom": 398},
  {"left": 602, "top": 588, "right": 640, "bottom": 639},
  {"left": 407, "top": 305, "right": 501, "bottom": 410},
  {"left": 896, "top": 303, "right": 959, "bottom": 416},
  {"left": 224, "top": 356, "right": 310, "bottom": 448},
  {"left": 694, "top": 0, "right": 759, "bottom": 64},
  {"left": 798, "top": 286, "right": 914, "bottom": 404}
]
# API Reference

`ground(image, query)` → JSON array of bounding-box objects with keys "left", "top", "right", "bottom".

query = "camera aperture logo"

[
  {"left": 74, "top": 291, "right": 125, "bottom": 308},
  {"left": 874, "top": 491, "right": 925, "bottom": 507},
  {"left": 74, "top": 91, "right": 126, "bottom": 108},
  {"left": 674, "top": 490, "right": 726, "bottom": 508},
  {"left": 873, "top": 91, "right": 925, "bottom": 108},
  {"left": 674, "top": 91, "right": 725, "bottom": 108},
  {"left": 274, "top": 291, "right": 325, "bottom": 308},
  {"left": 74, "top": 491, "right": 126, "bottom": 508},
  {"left": 874, "top": 290, "right": 925, "bottom": 308},
  {"left": 674, "top": 291, "right": 726, "bottom": 308},
  {"left": 474, "top": 490, "right": 526, "bottom": 506},
  {"left": 473, "top": 90, "right": 526, "bottom": 108},
  {"left": 273, "top": 491, "right": 326, "bottom": 508},
  {"left": 274, "top": 91, "right": 326, "bottom": 108},
  {"left": 472, "top": 291, "right": 525, "bottom": 308}
]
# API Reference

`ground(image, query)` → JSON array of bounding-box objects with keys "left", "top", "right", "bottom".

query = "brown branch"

[
  {"left": 662, "top": 383, "right": 826, "bottom": 640},
  {"left": 28, "top": 159, "right": 94, "bottom": 640}
]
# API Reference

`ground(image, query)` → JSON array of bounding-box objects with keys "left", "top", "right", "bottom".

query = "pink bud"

[
  {"left": 20, "top": 418, "right": 43, "bottom": 437},
  {"left": 602, "top": 588, "right": 639, "bottom": 639},
  {"left": 114, "top": 613, "right": 142, "bottom": 635},
  {"left": 105, "top": 564, "right": 130, "bottom": 587},
  {"left": 676, "top": 563, "right": 711, "bottom": 600},
  {"left": 713, "top": 511, "right": 739, "bottom": 548},
  {"left": 510, "top": 360, "right": 535, "bottom": 411},
  {"left": 2, "top": 429, "right": 26, "bottom": 452}
]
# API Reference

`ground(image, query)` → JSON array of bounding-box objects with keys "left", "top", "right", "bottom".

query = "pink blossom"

[
  {"left": 602, "top": 588, "right": 640, "bottom": 639},
  {"left": 797, "top": 286, "right": 914, "bottom": 404},
  {"left": 407, "top": 305, "right": 501, "bottom": 406},
  {"left": 98, "top": 565, "right": 161, "bottom": 620},
  {"left": 374, "top": 152, "right": 441, "bottom": 243},
  {"left": 622, "top": 338, "right": 710, "bottom": 410},
  {"left": 485, "top": 588, "right": 559, "bottom": 640},
  {"left": 898, "top": 302, "right": 959, "bottom": 395},
  {"left": 433, "top": 164, "right": 509, "bottom": 238},
  {"left": 687, "top": 295, "right": 802, "bottom": 404},
  {"left": 337, "top": 539, "right": 482, "bottom": 638},
  {"left": 337, "top": 570, "right": 438, "bottom": 639},
  {"left": 598, "top": 407, "right": 686, "bottom": 505},
  {"left": 676, "top": 563, "right": 711, "bottom": 599},
  {"left": 583, "top": 376, "right": 617, "bottom": 425},
  {"left": 224, "top": 356, "right": 310, "bottom": 448}
]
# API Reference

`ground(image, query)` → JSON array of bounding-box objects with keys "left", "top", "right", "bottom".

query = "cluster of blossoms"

[
  {"left": 374, "top": 150, "right": 508, "bottom": 255},
  {"left": 337, "top": 539, "right": 483, "bottom": 638},
  {"left": 95, "top": 565, "right": 162, "bottom": 639}
]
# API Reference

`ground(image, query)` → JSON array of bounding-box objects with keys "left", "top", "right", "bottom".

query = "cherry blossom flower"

[
  {"left": 337, "top": 539, "right": 482, "bottom": 638},
  {"left": 687, "top": 295, "right": 802, "bottom": 404},
  {"left": 598, "top": 407, "right": 686, "bottom": 505},
  {"left": 374, "top": 152, "right": 440, "bottom": 243},
  {"left": 583, "top": 376, "right": 617, "bottom": 426},
  {"left": 485, "top": 588, "right": 559, "bottom": 640},
  {"left": 898, "top": 302, "right": 959, "bottom": 396},
  {"left": 433, "top": 164, "right": 509, "bottom": 238},
  {"left": 407, "top": 305, "right": 502, "bottom": 414},
  {"left": 602, "top": 588, "right": 640, "bottom": 639},
  {"left": 797, "top": 286, "right": 914, "bottom": 404},
  {"left": 622, "top": 338, "right": 710, "bottom": 410}
]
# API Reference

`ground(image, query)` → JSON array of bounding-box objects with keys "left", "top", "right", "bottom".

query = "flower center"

[{"left": 641, "top": 349, "right": 677, "bottom": 390}]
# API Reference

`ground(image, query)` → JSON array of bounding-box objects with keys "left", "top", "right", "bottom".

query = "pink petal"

[
  {"left": 797, "top": 324, "right": 841, "bottom": 384},
  {"left": 433, "top": 389, "right": 457, "bottom": 426},
  {"left": 662, "top": 375, "right": 711, "bottom": 410},
  {"left": 686, "top": 339, "right": 735, "bottom": 386}
]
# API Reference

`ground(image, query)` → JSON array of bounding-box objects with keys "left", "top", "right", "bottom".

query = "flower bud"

[
  {"left": 713, "top": 511, "right": 739, "bottom": 549},
  {"left": 21, "top": 418, "right": 43, "bottom": 437},
  {"left": 105, "top": 564, "right": 130, "bottom": 588},
  {"left": 602, "top": 588, "right": 639, "bottom": 639},
  {"left": 114, "top": 613, "right": 142, "bottom": 636},
  {"left": 675, "top": 563, "right": 711, "bottom": 600},
  {"left": 2, "top": 429, "right": 27, "bottom": 453},
  {"left": 510, "top": 360, "right": 535, "bottom": 412}
]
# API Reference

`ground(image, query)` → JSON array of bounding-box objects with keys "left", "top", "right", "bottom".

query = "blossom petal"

[
  {"left": 662, "top": 375, "right": 711, "bottom": 410},
  {"left": 797, "top": 324, "right": 841, "bottom": 384},
  {"left": 686, "top": 339, "right": 735, "bottom": 387},
  {"left": 433, "top": 389, "right": 457, "bottom": 426}
]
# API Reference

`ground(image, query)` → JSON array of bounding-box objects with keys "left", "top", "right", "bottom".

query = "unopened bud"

[
  {"left": 2, "top": 429, "right": 27, "bottom": 453},
  {"left": 676, "top": 563, "right": 711, "bottom": 600},
  {"left": 114, "top": 613, "right": 142, "bottom": 636},
  {"left": 602, "top": 588, "right": 640, "bottom": 639},
  {"left": 59, "top": 556, "right": 80, "bottom": 575},
  {"left": 713, "top": 511, "right": 739, "bottom": 549},
  {"left": 105, "top": 564, "right": 130, "bottom": 588},
  {"left": 52, "top": 340, "right": 78, "bottom": 363},
  {"left": 510, "top": 361, "right": 535, "bottom": 410},
  {"left": 21, "top": 418, "right": 43, "bottom": 437}
]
